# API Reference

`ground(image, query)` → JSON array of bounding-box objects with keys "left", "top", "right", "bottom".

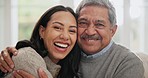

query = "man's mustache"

[{"left": 80, "top": 34, "right": 102, "bottom": 40}]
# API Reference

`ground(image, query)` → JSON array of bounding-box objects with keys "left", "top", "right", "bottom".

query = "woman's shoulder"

[
  {"left": 17, "top": 47, "right": 37, "bottom": 55},
  {"left": 12, "top": 47, "right": 42, "bottom": 61},
  {"left": 8, "top": 47, "right": 53, "bottom": 78},
  {"left": 13, "top": 47, "right": 45, "bottom": 65}
]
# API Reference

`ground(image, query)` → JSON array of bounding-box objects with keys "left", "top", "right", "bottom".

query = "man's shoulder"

[
  {"left": 108, "top": 43, "right": 145, "bottom": 78},
  {"left": 111, "top": 43, "right": 141, "bottom": 62},
  {"left": 112, "top": 43, "right": 130, "bottom": 52}
]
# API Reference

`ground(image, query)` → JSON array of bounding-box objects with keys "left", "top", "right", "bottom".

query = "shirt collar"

[{"left": 81, "top": 40, "right": 114, "bottom": 59}]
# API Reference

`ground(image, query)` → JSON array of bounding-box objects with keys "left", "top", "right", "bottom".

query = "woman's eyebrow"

[
  {"left": 53, "top": 22, "right": 64, "bottom": 26},
  {"left": 70, "top": 25, "right": 77, "bottom": 28},
  {"left": 53, "top": 22, "right": 77, "bottom": 28}
]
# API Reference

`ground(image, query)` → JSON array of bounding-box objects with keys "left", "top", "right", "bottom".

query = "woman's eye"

[
  {"left": 69, "top": 29, "right": 77, "bottom": 33},
  {"left": 54, "top": 26, "right": 62, "bottom": 30}
]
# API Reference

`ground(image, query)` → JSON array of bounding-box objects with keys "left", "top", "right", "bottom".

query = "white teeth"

[
  {"left": 55, "top": 43, "right": 68, "bottom": 48},
  {"left": 87, "top": 39, "right": 96, "bottom": 41}
]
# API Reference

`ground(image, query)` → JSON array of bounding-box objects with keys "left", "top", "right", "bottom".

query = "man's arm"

[
  {"left": 0, "top": 47, "right": 18, "bottom": 73},
  {"left": 114, "top": 54, "right": 145, "bottom": 78},
  {"left": 12, "top": 68, "right": 48, "bottom": 78}
]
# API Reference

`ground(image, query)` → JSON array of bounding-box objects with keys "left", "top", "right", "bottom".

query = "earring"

[{"left": 40, "top": 37, "right": 42, "bottom": 40}]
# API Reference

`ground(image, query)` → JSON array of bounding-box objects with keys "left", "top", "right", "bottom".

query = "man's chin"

[{"left": 82, "top": 47, "right": 99, "bottom": 55}]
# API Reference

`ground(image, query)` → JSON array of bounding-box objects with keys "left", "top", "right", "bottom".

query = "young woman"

[{"left": 0, "top": 5, "right": 81, "bottom": 78}]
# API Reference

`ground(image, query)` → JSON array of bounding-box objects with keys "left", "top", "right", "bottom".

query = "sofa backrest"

[{"left": 135, "top": 52, "right": 148, "bottom": 78}]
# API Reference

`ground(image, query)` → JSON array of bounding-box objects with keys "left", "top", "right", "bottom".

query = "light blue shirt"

[{"left": 81, "top": 40, "right": 114, "bottom": 59}]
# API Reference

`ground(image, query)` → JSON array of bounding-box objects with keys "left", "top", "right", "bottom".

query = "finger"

[
  {"left": 0, "top": 54, "right": 12, "bottom": 72},
  {"left": 2, "top": 50, "right": 14, "bottom": 69},
  {"left": 16, "top": 70, "right": 35, "bottom": 78},
  {"left": 0, "top": 63, "right": 7, "bottom": 73},
  {"left": 11, "top": 75, "right": 15, "bottom": 78},
  {"left": 6, "top": 47, "right": 18, "bottom": 56},
  {"left": 38, "top": 68, "right": 48, "bottom": 78},
  {"left": 13, "top": 71, "right": 23, "bottom": 78}
]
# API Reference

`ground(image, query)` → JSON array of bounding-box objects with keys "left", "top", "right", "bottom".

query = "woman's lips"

[{"left": 54, "top": 42, "right": 69, "bottom": 52}]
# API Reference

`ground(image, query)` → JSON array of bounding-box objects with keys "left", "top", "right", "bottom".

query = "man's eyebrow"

[
  {"left": 78, "top": 18, "right": 87, "bottom": 21},
  {"left": 96, "top": 20, "right": 105, "bottom": 23}
]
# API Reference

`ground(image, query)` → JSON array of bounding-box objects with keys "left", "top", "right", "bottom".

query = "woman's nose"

[{"left": 59, "top": 31, "right": 69, "bottom": 41}]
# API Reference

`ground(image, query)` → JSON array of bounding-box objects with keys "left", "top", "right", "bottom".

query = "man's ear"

[
  {"left": 39, "top": 25, "right": 46, "bottom": 39},
  {"left": 111, "top": 25, "right": 117, "bottom": 37}
]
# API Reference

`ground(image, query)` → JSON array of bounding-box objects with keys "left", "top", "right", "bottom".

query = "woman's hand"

[
  {"left": 0, "top": 47, "right": 18, "bottom": 73},
  {"left": 12, "top": 68, "right": 48, "bottom": 78}
]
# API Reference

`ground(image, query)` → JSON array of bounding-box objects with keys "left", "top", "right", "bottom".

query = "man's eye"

[
  {"left": 78, "top": 22, "right": 88, "bottom": 28},
  {"left": 79, "top": 22, "right": 87, "bottom": 24},
  {"left": 95, "top": 23, "right": 105, "bottom": 29},
  {"left": 96, "top": 23, "right": 104, "bottom": 26}
]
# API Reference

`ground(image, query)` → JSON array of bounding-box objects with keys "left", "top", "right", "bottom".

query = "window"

[
  {"left": 111, "top": 0, "right": 148, "bottom": 53},
  {"left": 18, "top": 0, "right": 61, "bottom": 40},
  {"left": 0, "top": 0, "right": 148, "bottom": 53}
]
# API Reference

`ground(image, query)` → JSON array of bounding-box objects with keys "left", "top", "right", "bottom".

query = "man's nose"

[{"left": 85, "top": 24, "right": 96, "bottom": 35}]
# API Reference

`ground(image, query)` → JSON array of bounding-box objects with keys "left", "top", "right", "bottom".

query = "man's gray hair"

[{"left": 76, "top": 0, "right": 117, "bottom": 26}]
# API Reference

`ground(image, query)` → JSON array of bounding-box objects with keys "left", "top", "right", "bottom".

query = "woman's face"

[{"left": 40, "top": 11, "right": 77, "bottom": 63}]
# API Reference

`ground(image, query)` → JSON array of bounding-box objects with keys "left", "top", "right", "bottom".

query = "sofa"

[{"left": 135, "top": 52, "right": 148, "bottom": 78}]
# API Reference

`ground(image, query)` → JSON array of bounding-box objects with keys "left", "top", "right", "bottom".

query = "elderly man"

[
  {"left": 0, "top": 0, "right": 145, "bottom": 78},
  {"left": 75, "top": 0, "right": 144, "bottom": 78}
]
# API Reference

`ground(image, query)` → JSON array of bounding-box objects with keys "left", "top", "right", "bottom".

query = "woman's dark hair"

[{"left": 15, "top": 5, "right": 81, "bottom": 78}]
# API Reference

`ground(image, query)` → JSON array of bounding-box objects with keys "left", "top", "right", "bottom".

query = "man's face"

[{"left": 78, "top": 6, "right": 117, "bottom": 54}]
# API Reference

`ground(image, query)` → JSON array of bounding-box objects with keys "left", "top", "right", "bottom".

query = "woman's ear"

[{"left": 39, "top": 25, "right": 46, "bottom": 39}]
